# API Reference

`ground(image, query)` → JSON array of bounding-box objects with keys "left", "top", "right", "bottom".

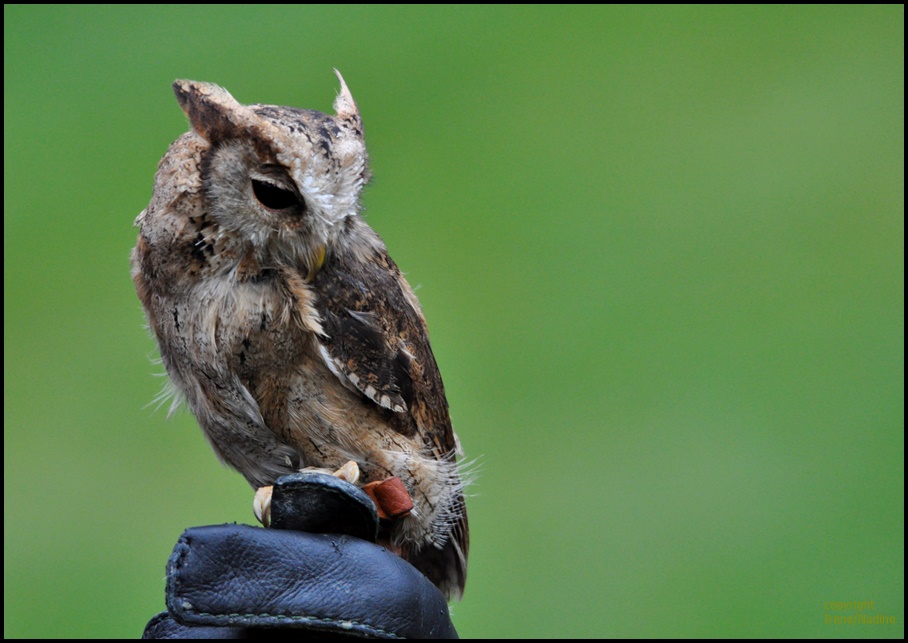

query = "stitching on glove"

[
  {"left": 169, "top": 533, "right": 405, "bottom": 639},
  {"left": 186, "top": 609, "right": 404, "bottom": 639}
]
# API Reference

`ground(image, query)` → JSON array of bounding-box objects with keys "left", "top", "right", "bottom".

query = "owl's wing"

[
  {"left": 308, "top": 222, "right": 456, "bottom": 458},
  {"left": 305, "top": 221, "right": 468, "bottom": 598}
]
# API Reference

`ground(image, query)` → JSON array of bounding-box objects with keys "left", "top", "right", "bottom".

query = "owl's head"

[{"left": 172, "top": 72, "right": 370, "bottom": 264}]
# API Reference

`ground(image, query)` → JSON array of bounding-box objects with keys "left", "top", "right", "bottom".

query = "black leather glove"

[{"left": 143, "top": 472, "right": 458, "bottom": 639}]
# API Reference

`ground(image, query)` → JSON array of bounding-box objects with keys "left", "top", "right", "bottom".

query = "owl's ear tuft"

[
  {"left": 332, "top": 70, "right": 361, "bottom": 125},
  {"left": 172, "top": 80, "right": 258, "bottom": 144}
]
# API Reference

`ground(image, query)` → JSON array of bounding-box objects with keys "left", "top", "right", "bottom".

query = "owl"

[{"left": 131, "top": 72, "right": 468, "bottom": 599}]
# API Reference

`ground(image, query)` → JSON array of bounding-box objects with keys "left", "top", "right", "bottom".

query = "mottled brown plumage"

[{"left": 131, "top": 73, "right": 467, "bottom": 599}]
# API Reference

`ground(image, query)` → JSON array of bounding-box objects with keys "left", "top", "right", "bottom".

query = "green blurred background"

[{"left": 4, "top": 5, "right": 903, "bottom": 638}]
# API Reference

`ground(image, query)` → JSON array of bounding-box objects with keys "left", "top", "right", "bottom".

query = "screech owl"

[{"left": 131, "top": 72, "right": 468, "bottom": 599}]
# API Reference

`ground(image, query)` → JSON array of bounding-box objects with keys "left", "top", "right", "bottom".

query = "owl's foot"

[
  {"left": 253, "top": 485, "right": 274, "bottom": 527},
  {"left": 251, "top": 461, "right": 413, "bottom": 528}
]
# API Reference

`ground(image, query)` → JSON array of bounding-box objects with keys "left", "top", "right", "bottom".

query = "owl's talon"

[
  {"left": 333, "top": 460, "right": 360, "bottom": 485},
  {"left": 253, "top": 485, "right": 273, "bottom": 527}
]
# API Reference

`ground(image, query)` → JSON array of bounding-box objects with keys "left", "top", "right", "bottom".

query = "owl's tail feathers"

[{"left": 407, "top": 500, "right": 469, "bottom": 601}]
